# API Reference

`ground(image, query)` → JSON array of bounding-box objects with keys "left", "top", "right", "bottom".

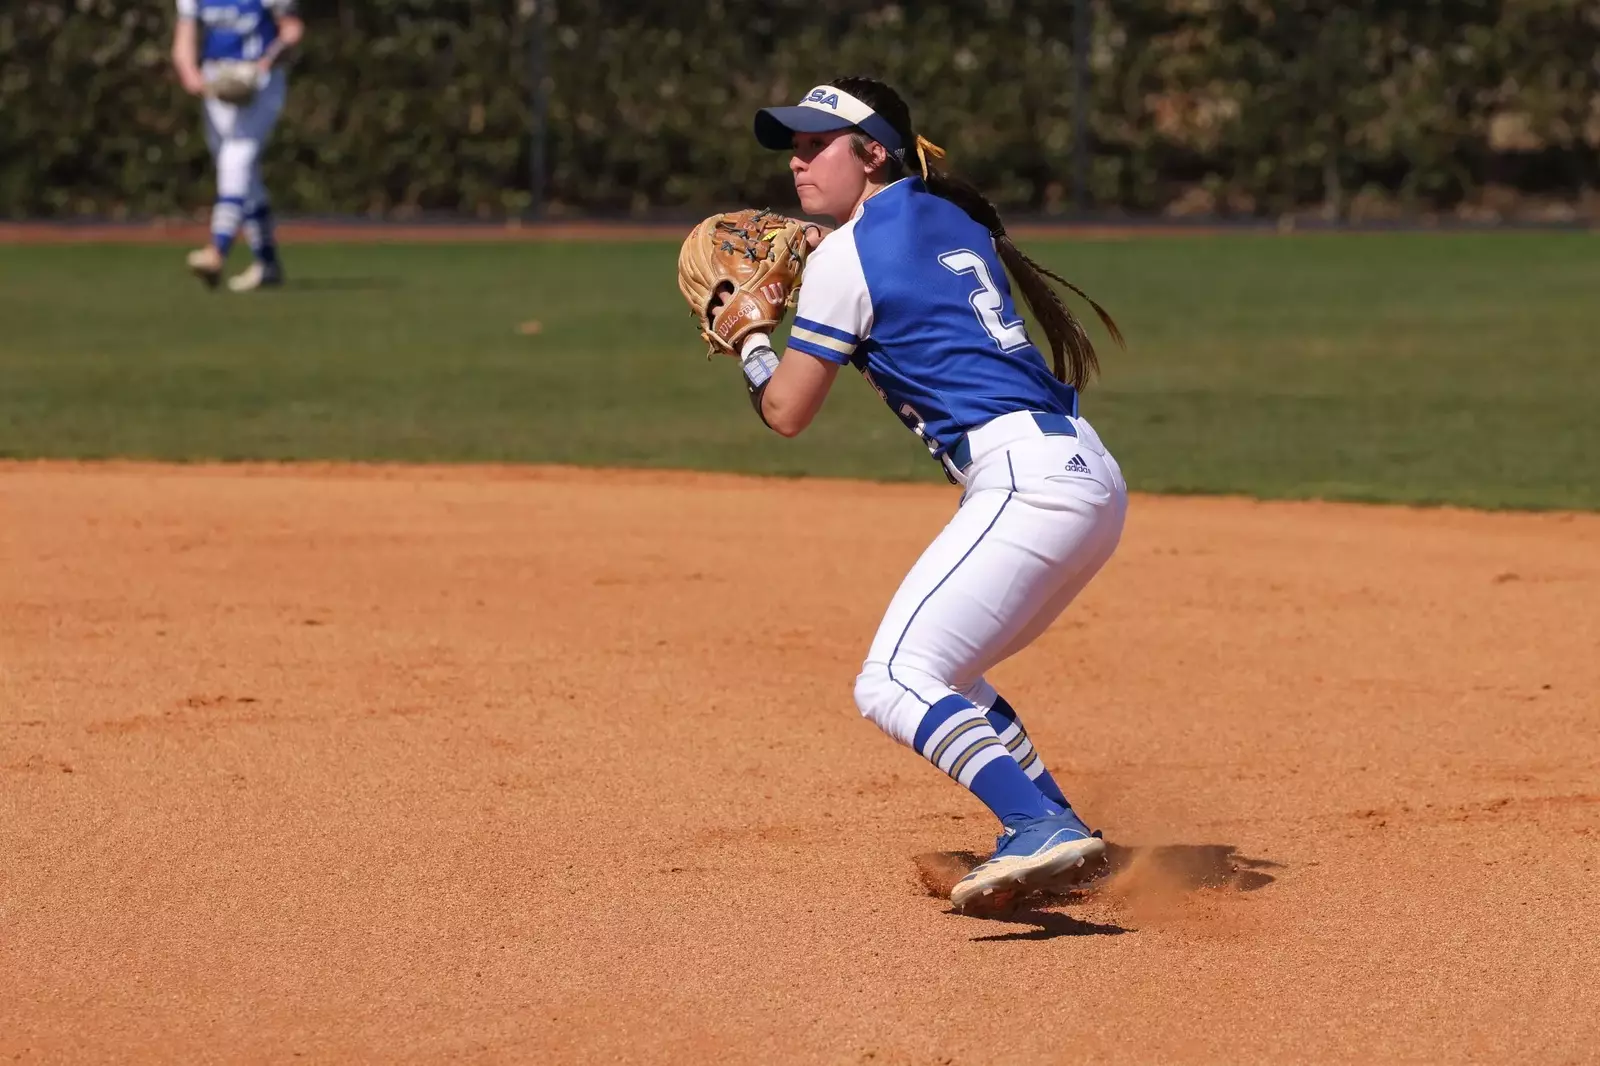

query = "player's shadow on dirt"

[
  {"left": 965, "top": 908, "right": 1131, "bottom": 941},
  {"left": 914, "top": 842, "right": 1282, "bottom": 941}
]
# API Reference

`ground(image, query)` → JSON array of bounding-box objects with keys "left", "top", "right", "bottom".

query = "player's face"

[{"left": 790, "top": 130, "right": 868, "bottom": 222}]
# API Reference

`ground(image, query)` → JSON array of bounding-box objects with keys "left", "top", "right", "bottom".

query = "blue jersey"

[
  {"left": 177, "top": 0, "right": 291, "bottom": 63},
  {"left": 787, "top": 177, "right": 1078, "bottom": 462}
]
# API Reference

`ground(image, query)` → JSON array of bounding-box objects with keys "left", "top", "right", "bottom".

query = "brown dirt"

[
  {"left": 3, "top": 461, "right": 1597, "bottom": 1063},
  {"left": 0, "top": 221, "right": 692, "bottom": 245},
  {"left": 0, "top": 221, "right": 1266, "bottom": 245},
  {"left": 10, "top": 220, "right": 1574, "bottom": 247}
]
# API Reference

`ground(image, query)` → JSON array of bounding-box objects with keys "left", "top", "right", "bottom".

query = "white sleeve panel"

[
  {"left": 264, "top": 0, "right": 298, "bottom": 15},
  {"left": 788, "top": 221, "right": 873, "bottom": 365},
  {"left": 176, "top": 0, "right": 197, "bottom": 19}
]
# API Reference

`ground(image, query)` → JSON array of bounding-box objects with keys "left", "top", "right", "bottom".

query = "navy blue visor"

[{"left": 754, "top": 85, "right": 905, "bottom": 155}]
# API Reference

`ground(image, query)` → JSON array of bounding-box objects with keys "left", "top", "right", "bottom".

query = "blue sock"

[
  {"left": 986, "top": 694, "right": 1072, "bottom": 810},
  {"left": 914, "top": 695, "right": 1056, "bottom": 827},
  {"left": 245, "top": 204, "right": 279, "bottom": 266},
  {"left": 211, "top": 196, "right": 245, "bottom": 257}
]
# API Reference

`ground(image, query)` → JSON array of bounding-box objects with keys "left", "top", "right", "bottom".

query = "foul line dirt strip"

[{"left": 4, "top": 220, "right": 1493, "bottom": 245}]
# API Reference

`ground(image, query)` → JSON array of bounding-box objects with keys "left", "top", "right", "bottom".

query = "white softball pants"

[
  {"left": 854, "top": 412, "right": 1128, "bottom": 746},
  {"left": 202, "top": 69, "right": 287, "bottom": 215}
]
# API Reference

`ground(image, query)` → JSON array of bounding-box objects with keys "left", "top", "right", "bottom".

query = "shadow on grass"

[{"left": 283, "top": 276, "right": 402, "bottom": 292}]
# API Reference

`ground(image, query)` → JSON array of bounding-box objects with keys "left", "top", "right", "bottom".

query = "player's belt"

[{"left": 946, "top": 411, "right": 1078, "bottom": 473}]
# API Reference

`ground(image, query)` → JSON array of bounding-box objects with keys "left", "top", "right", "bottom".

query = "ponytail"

[
  {"left": 924, "top": 168, "right": 1123, "bottom": 390},
  {"left": 828, "top": 74, "right": 1122, "bottom": 388}
]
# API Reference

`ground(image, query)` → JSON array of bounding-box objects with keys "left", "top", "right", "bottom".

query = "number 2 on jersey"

[{"left": 938, "top": 249, "right": 1031, "bottom": 352}]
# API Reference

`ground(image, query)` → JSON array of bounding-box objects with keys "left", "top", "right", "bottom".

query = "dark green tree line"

[{"left": 1, "top": 0, "right": 1594, "bottom": 218}]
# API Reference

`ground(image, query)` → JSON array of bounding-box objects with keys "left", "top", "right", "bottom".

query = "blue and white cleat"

[
  {"left": 227, "top": 260, "right": 284, "bottom": 293},
  {"left": 949, "top": 810, "right": 1106, "bottom": 914}
]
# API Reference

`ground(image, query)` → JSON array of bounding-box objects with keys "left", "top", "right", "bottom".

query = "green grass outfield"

[{"left": 1, "top": 233, "right": 1595, "bottom": 509}]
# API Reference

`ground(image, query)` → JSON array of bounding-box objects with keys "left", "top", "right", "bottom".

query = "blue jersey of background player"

[
  {"left": 735, "top": 76, "right": 1131, "bottom": 915},
  {"left": 192, "top": 0, "right": 283, "bottom": 61},
  {"left": 172, "top": 0, "right": 304, "bottom": 292}
]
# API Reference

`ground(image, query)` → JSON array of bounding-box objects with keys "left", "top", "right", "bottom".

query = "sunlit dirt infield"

[{"left": 3, "top": 462, "right": 1597, "bottom": 1063}]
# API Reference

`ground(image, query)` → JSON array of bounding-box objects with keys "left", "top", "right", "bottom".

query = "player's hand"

[
  {"left": 179, "top": 68, "right": 207, "bottom": 95},
  {"left": 256, "top": 56, "right": 275, "bottom": 76},
  {"left": 779, "top": 218, "right": 829, "bottom": 250}
]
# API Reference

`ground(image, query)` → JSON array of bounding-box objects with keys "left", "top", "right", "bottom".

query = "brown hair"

[{"left": 829, "top": 75, "right": 1123, "bottom": 389}]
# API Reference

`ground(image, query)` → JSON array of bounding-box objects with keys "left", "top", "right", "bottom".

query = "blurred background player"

[{"left": 170, "top": 0, "right": 303, "bottom": 292}]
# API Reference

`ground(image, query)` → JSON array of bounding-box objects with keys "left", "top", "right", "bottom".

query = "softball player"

[
  {"left": 745, "top": 77, "right": 1128, "bottom": 913},
  {"left": 171, "top": 0, "right": 302, "bottom": 292}
]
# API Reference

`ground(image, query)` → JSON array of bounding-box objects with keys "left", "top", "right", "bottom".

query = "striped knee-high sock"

[
  {"left": 211, "top": 196, "right": 245, "bottom": 256},
  {"left": 985, "top": 694, "right": 1072, "bottom": 809},
  {"left": 244, "top": 203, "right": 279, "bottom": 266},
  {"left": 913, "top": 695, "right": 1056, "bottom": 828}
]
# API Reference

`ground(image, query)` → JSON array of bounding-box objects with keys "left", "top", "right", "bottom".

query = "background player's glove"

[
  {"left": 677, "top": 209, "right": 809, "bottom": 357},
  {"left": 205, "top": 61, "right": 263, "bottom": 105}
]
